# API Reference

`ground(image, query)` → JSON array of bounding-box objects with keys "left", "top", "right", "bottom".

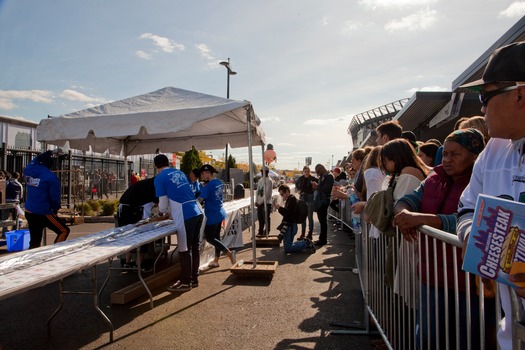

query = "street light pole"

[
  {"left": 220, "top": 58, "right": 237, "bottom": 99},
  {"left": 219, "top": 58, "right": 237, "bottom": 182}
]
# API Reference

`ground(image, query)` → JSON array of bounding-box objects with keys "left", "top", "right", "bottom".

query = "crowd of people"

[
  {"left": 325, "top": 41, "right": 525, "bottom": 350},
  {"left": 6, "top": 39, "right": 525, "bottom": 350}
]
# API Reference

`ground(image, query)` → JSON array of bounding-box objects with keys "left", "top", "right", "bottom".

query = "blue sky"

[{"left": 0, "top": 0, "right": 524, "bottom": 170}]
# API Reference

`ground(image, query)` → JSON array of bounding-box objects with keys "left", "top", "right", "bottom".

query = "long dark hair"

[
  {"left": 380, "top": 138, "right": 428, "bottom": 185},
  {"left": 361, "top": 146, "right": 382, "bottom": 198}
]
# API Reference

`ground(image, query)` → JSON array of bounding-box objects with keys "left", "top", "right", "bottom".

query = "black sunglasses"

[{"left": 479, "top": 85, "right": 520, "bottom": 106}]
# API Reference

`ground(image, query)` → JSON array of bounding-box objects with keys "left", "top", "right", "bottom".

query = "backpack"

[{"left": 295, "top": 198, "right": 308, "bottom": 223}]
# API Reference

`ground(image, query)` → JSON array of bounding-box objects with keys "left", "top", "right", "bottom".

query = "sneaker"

[
  {"left": 191, "top": 280, "right": 199, "bottom": 288},
  {"left": 314, "top": 240, "right": 326, "bottom": 247},
  {"left": 304, "top": 247, "right": 316, "bottom": 254},
  {"left": 306, "top": 239, "right": 316, "bottom": 253},
  {"left": 208, "top": 261, "right": 220, "bottom": 268},
  {"left": 123, "top": 262, "right": 137, "bottom": 269},
  {"left": 227, "top": 250, "right": 237, "bottom": 264},
  {"left": 167, "top": 280, "right": 191, "bottom": 293},
  {"left": 140, "top": 266, "right": 152, "bottom": 273}
]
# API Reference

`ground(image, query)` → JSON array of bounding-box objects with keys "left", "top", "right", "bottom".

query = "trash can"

[{"left": 233, "top": 184, "right": 245, "bottom": 199}]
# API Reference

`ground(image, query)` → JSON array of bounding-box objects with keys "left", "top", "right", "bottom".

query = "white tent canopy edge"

[{"left": 37, "top": 86, "right": 266, "bottom": 155}]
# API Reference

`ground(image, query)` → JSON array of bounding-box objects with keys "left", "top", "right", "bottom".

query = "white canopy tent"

[
  {"left": 37, "top": 86, "right": 268, "bottom": 268},
  {"left": 37, "top": 86, "right": 266, "bottom": 156}
]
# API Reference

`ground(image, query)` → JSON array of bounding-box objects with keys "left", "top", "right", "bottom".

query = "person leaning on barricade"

[
  {"left": 417, "top": 142, "right": 439, "bottom": 167},
  {"left": 376, "top": 138, "right": 429, "bottom": 287},
  {"left": 393, "top": 129, "right": 495, "bottom": 350},
  {"left": 348, "top": 147, "right": 370, "bottom": 201},
  {"left": 334, "top": 145, "right": 385, "bottom": 239},
  {"left": 456, "top": 41, "right": 525, "bottom": 350}
]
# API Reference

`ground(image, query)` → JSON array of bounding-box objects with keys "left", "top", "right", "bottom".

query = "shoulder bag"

[{"left": 364, "top": 181, "right": 396, "bottom": 237}]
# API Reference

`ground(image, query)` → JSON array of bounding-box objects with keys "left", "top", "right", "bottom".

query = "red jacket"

[{"left": 419, "top": 165, "right": 472, "bottom": 291}]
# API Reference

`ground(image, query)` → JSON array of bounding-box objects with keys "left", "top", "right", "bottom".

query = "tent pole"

[
  {"left": 246, "top": 106, "right": 257, "bottom": 268},
  {"left": 122, "top": 143, "right": 129, "bottom": 191},
  {"left": 261, "top": 145, "right": 269, "bottom": 236}
]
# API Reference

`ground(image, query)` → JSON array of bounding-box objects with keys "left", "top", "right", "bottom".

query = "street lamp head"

[{"left": 220, "top": 61, "right": 237, "bottom": 75}]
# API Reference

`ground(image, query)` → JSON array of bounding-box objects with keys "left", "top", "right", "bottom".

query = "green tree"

[
  {"left": 227, "top": 154, "right": 237, "bottom": 168},
  {"left": 181, "top": 146, "right": 202, "bottom": 175}
]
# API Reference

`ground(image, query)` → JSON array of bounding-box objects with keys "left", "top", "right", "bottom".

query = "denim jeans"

[
  {"left": 300, "top": 193, "right": 314, "bottom": 235},
  {"left": 283, "top": 223, "right": 308, "bottom": 253}
]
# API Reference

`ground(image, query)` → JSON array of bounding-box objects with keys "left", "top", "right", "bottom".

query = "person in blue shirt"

[
  {"left": 24, "top": 150, "right": 70, "bottom": 249},
  {"left": 154, "top": 154, "right": 204, "bottom": 293},
  {"left": 198, "top": 164, "right": 235, "bottom": 268},
  {"left": 188, "top": 168, "right": 202, "bottom": 198}
]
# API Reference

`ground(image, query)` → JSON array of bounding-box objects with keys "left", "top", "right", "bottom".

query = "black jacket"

[{"left": 278, "top": 195, "right": 297, "bottom": 223}]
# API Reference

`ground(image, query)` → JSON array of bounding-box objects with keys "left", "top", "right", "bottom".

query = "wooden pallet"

[
  {"left": 110, "top": 265, "right": 181, "bottom": 304},
  {"left": 230, "top": 260, "right": 278, "bottom": 276},
  {"left": 255, "top": 235, "right": 281, "bottom": 246}
]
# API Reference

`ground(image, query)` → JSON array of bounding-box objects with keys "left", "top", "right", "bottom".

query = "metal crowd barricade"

[{"left": 329, "top": 207, "right": 525, "bottom": 350}]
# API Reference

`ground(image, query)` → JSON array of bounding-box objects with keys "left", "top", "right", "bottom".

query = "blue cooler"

[{"left": 5, "top": 229, "right": 30, "bottom": 252}]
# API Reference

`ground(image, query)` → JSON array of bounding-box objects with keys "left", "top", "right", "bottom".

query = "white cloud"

[
  {"left": 0, "top": 90, "right": 54, "bottom": 110},
  {"left": 341, "top": 20, "right": 365, "bottom": 34},
  {"left": 195, "top": 43, "right": 215, "bottom": 60},
  {"left": 304, "top": 116, "right": 350, "bottom": 125},
  {"left": 195, "top": 43, "right": 221, "bottom": 68},
  {"left": 406, "top": 85, "right": 449, "bottom": 95},
  {"left": 276, "top": 142, "right": 294, "bottom": 147},
  {"left": 0, "top": 98, "right": 16, "bottom": 110},
  {"left": 260, "top": 116, "right": 281, "bottom": 123},
  {"left": 499, "top": 2, "right": 525, "bottom": 18},
  {"left": 59, "top": 89, "right": 106, "bottom": 104},
  {"left": 135, "top": 50, "right": 152, "bottom": 60},
  {"left": 385, "top": 9, "right": 437, "bottom": 32},
  {"left": 359, "top": 0, "right": 437, "bottom": 9},
  {"left": 290, "top": 132, "right": 311, "bottom": 137},
  {"left": 139, "top": 33, "right": 184, "bottom": 53}
]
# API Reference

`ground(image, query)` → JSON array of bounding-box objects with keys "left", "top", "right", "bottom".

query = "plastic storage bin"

[{"left": 5, "top": 229, "right": 30, "bottom": 252}]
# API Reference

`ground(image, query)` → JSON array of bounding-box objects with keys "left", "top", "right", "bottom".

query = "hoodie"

[{"left": 24, "top": 151, "right": 61, "bottom": 214}]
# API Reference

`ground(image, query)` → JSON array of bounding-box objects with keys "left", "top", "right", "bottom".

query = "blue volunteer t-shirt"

[
  {"left": 154, "top": 168, "right": 202, "bottom": 220},
  {"left": 199, "top": 178, "right": 227, "bottom": 225}
]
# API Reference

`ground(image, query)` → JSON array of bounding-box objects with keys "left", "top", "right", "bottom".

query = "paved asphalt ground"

[{"left": 0, "top": 211, "right": 379, "bottom": 350}]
